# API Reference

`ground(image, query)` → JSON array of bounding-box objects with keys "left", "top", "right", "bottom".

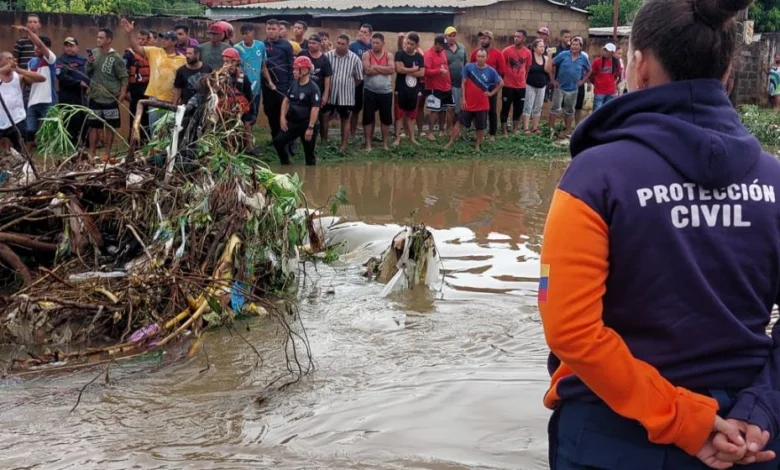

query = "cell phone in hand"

[{"left": 86, "top": 49, "right": 93, "bottom": 56}]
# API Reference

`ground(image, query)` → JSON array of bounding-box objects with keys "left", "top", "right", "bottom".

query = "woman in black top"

[
  {"left": 274, "top": 55, "right": 321, "bottom": 166},
  {"left": 522, "top": 39, "right": 552, "bottom": 134}
]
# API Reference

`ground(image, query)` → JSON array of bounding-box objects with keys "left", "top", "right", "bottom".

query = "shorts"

[
  {"left": 458, "top": 110, "right": 488, "bottom": 131},
  {"left": 550, "top": 88, "right": 578, "bottom": 117},
  {"left": 426, "top": 89, "right": 454, "bottom": 112},
  {"left": 26, "top": 102, "right": 52, "bottom": 139},
  {"left": 451, "top": 86, "right": 462, "bottom": 113},
  {"left": 87, "top": 100, "right": 121, "bottom": 129},
  {"left": 363, "top": 89, "right": 393, "bottom": 126},
  {"left": 395, "top": 91, "right": 421, "bottom": 120},
  {"left": 0, "top": 119, "right": 26, "bottom": 151},
  {"left": 242, "top": 94, "right": 261, "bottom": 124},
  {"left": 575, "top": 84, "right": 585, "bottom": 111},
  {"left": 323, "top": 104, "right": 352, "bottom": 120},
  {"left": 353, "top": 83, "right": 364, "bottom": 112}
]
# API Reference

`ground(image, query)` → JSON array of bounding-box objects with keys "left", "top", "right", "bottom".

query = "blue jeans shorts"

[
  {"left": 26, "top": 102, "right": 52, "bottom": 140},
  {"left": 549, "top": 396, "right": 780, "bottom": 469},
  {"left": 593, "top": 94, "right": 617, "bottom": 111}
]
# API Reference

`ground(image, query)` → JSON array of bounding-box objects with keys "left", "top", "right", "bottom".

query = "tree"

[
  {"left": 750, "top": 0, "right": 780, "bottom": 32},
  {"left": 587, "top": 0, "right": 643, "bottom": 28},
  {"left": 14, "top": 0, "right": 203, "bottom": 15}
]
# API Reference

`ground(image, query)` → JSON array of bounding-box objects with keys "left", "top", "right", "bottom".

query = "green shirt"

[
  {"left": 198, "top": 42, "right": 229, "bottom": 71},
  {"left": 86, "top": 49, "right": 129, "bottom": 104}
]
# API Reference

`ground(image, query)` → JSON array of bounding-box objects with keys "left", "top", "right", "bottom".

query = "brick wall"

[
  {"left": 734, "top": 33, "right": 779, "bottom": 107},
  {"left": 454, "top": 0, "right": 590, "bottom": 49}
]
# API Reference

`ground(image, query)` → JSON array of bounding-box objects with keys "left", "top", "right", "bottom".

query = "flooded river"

[{"left": 0, "top": 159, "right": 568, "bottom": 469}]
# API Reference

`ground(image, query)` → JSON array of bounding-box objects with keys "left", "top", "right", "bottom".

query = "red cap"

[
  {"left": 293, "top": 55, "right": 314, "bottom": 70},
  {"left": 209, "top": 23, "right": 225, "bottom": 35},
  {"left": 222, "top": 48, "right": 240, "bottom": 60}
]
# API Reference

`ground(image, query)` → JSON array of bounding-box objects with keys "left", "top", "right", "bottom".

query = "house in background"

[{"left": 201, "top": 0, "right": 590, "bottom": 50}]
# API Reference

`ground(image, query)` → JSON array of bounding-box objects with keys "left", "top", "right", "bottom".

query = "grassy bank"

[
  {"left": 254, "top": 127, "right": 569, "bottom": 165},
  {"left": 254, "top": 107, "right": 779, "bottom": 165},
  {"left": 740, "top": 106, "right": 780, "bottom": 155}
]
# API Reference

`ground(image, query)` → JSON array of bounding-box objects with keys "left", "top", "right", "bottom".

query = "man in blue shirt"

[
  {"left": 548, "top": 36, "right": 590, "bottom": 136},
  {"left": 348, "top": 23, "right": 373, "bottom": 137},
  {"left": 235, "top": 23, "right": 271, "bottom": 155}
]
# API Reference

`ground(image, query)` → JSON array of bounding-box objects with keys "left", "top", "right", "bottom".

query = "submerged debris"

[
  {"left": 363, "top": 224, "right": 442, "bottom": 296},
  {"left": 0, "top": 71, "right": 314, "bottom": 381}
]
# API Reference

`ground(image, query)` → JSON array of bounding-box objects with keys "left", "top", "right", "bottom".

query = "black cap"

[
  {"left": 434, "top": 34, "right": 446, "bottom": 46},
  {"left": 308, "top": 34, "right": 322, "bottom": 42},
  {"left": 160, "top": 31, "right": 177, "bottom": 40}
]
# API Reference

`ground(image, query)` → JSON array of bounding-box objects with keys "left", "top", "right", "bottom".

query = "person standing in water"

[
  {"left": 274, "top": 56, "right": 321, "bottom": 166},
  {"left": 540, "top": 0, "right": 780, "bottom": 468}
]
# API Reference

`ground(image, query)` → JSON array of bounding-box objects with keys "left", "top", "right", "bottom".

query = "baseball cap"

[
  {"left": 537, "top": 27, "right": 550, "bottom": 35},
  {"left": 308, "top": 34, "right": 322, "bottom": 42},
  {"left": 63, "top": 37, "right": 78, "bottom": 46},
  {"left": 434, "top": 34, "right": 446, "bottom": 46},
  {"left": 478, "top": 30, "right": 494, "bottom": 39},
  {"left": 444, "top": 26, "right": 457, "bottom": 35},
  {"left": 160, "top": 31, "right": 177, "bottom": 40},
  {"left": 604, "top": 42, "right": 617, "bottom": 52}
]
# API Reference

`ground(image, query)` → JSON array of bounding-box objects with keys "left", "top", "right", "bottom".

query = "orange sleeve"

[{"left": 539, "top": 189, "right": 718, "bottom": 456}]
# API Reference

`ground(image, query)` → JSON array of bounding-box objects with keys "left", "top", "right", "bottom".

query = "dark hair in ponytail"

[{"left": 630, "top": 0, "right": 753, "bottom": 81}]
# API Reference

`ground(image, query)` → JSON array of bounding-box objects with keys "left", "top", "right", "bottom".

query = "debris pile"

[{"left": 0, "top": 72, "right": 313, "bottom": 379}]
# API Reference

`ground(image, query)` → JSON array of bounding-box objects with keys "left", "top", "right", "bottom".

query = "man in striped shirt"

[
  {"left": 13, "top": 13, "right": 41, "bottom": 107},
  {"left": 324, "top": 35, "right": 364, "bottom": 152}
]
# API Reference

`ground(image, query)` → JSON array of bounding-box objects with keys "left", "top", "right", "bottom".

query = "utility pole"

[{"left": 613, "top": 0, "right": 620, "bottom": 42}]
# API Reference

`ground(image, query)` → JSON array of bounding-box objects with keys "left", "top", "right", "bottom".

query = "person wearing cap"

[
  {"left": 120, "top": 19, "right": 186, "bottom": 132},
  {"left": 56, "top": 37, "right": 89, "bottom": 145},
  {"left": 590, "top": 42, "right": 622, "bottom": 111},
  {"left": 300, "top": 34, "right": 332, "bottom": 142},
  {"left": 234, "top": 23, "right": 271, "bottom": 156},
  {"left": 199, "top": 23, "right": 230, "bottom": 71},
  {"left": 537, "top": 26, "right": 551, "bottom": 52},
  {"left": 501, "top": 29, "right": 532, "bottom": 136},
  {"left": 174, "top": 24, "right": 199, "bottom": 56},
  {"left": 423, "top": 34, "right": 453, "bottom": 141},
  {"left": 469, "top": 31, "right": 505, "bottom": 140},
  {"left": 362, "top": 32, "right": 394, "bottom": 151},
  {"left": 275, "top": 55, "right": 320, "bottom": 166},
  {"left": 444, "top": 26, "right": 467, "bottom": 121},
  {"left": 12, "top": 24, "right": 57, "bottom": 145},
  {"left": 445, "top": 48, "right": 503, "bottom": 152},
  {"left": 220, "top": 48, "right": 253, "bottom": 119},
  {"left": 85, "top": 28, "right": 128, "bottom": 160}
]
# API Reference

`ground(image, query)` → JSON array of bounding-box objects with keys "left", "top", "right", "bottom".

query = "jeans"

[
  {"left": 523, "top": 85, "right": 546, "bottom": 117},
  {"left": 26, "top": 102, "right": 52, "bottom": 141},
  {"left": 593, "top": 93, "right": 617, "bottom": 111},
  {"left": 549, "top": 399, "right": 780, "bottom": 470}
]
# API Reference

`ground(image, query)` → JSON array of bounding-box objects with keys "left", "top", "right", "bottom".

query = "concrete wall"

[
  {"left": 454, "top": 0, "right": 590, "bottom": 49},
  {"left": 734, "top": 33, "right": 779, "bottom": 107}
]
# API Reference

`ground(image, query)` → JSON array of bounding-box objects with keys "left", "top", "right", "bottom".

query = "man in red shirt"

[
  {"left": 590, "top": 42, "right": 622, "bottom": 111},
  {"left": 469, "top": 31, "right": 505, "bottom": 139},
  {"left": 445, "top": 49, "right": 503, "bottom": 152},
  {"left": 424, "top": 35, "right": 452, "bottom": 141},
  {"left": 500, "top": 29, "right": 532, "bottom": 136}
]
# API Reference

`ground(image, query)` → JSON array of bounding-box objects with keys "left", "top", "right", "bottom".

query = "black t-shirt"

[
  {"left": 301, "top": 51, "right": 332, "bottom": 93},
  {"left": 174, "top": 63, "right": 213, "bottom": 105},
  {"left": 286, "top": 80, "right": 321, "bottom": 125},
  {"left": 394, "top": 50, "right": 424, "bottom": 96}
]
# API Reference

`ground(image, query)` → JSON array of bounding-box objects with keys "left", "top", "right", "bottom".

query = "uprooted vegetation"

[{"left": 0, "top": 69, "right": 317, "bottom": 382}]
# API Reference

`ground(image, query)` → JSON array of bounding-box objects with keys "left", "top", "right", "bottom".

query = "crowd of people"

[{"left": 0, "top": 14, "right": 636, "bottom": 164}]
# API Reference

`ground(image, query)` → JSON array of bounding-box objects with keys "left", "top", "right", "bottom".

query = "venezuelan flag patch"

[{"left": 538, "top": 264, "right": 549, "bottom": 302}]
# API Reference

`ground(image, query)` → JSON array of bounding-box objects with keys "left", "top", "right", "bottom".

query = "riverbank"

[{"left": 255, "top": 127, "right": 570, "bottom": 165}]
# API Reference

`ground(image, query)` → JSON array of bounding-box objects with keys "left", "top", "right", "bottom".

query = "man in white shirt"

[
  {"left": 13, "top": 25, "right": 57, "bottom": 145},
  {"left": 0, "top": 51, "right": 45, "bottom": 152}
]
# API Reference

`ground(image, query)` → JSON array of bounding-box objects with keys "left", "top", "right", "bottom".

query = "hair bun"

[{"left": 693, "top": 0, "right": 753, "bottom": 29}]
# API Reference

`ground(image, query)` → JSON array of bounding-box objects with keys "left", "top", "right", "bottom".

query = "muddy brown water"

[{"left": 0, "top": 159, "right": 568, "bottom": 469}]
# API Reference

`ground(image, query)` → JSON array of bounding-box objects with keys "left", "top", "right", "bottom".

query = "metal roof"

[
  {"left": 588, "top": 26, "right": 632, "bottom": 37},
  {"left": 210, "top": 0, "right": 589, "bottom": 14}
]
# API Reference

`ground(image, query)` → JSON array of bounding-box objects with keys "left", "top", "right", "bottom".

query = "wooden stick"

[{"left": 0, "top": 243, "right": 31, "bottom": 285}]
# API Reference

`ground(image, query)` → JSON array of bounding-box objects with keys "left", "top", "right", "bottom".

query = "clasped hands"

[{"left": 697, "top": 416, "right": 775, "bottom": 469}]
